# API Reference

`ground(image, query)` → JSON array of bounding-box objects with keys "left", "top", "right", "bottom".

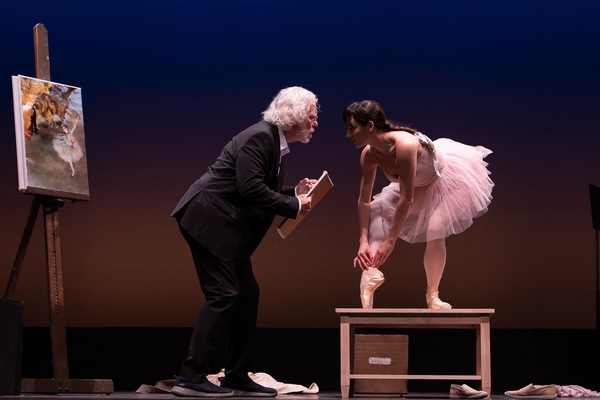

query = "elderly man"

[{"left": 171, "top": 87, "right": 319, "bottom": 398}]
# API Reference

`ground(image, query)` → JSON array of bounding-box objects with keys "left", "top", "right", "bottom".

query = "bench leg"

[
  {"left": 477, "top": 318, "right": 492, "bottom": 396},
  {"left": 340, "top": 320, "right": 351, "bottom": 398}
]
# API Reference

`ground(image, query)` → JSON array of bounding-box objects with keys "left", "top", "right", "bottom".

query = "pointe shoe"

[
  {"left": 360, "top": 268, "right": 385, "bottom": 308},
  {"left": 426, "top": 287, "right": 452, "bottom": 309}
]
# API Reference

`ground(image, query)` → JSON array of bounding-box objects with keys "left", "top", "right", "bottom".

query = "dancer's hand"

[
  {"left": 354, "top": 242, "right": 373, "bottom": 270},
  {"left": 373, "top": 238, "right": 395, "bottom": 268}
]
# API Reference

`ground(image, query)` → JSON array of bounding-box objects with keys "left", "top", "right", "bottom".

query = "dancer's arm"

[
  {"left": 355, "top": 146, "right": 378, "bottom": 270},
  {"left": 372, "top": 138, "right": 418, "bottom": 268}
]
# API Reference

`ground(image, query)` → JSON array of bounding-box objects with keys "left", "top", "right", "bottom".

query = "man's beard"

[{"left": 301, "top": 129, "right": 314, "bottom": 143}]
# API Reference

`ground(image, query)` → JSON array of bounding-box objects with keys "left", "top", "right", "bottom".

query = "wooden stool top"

[{"left": 336, "top": 308, "right": 495, "bottom": 317}]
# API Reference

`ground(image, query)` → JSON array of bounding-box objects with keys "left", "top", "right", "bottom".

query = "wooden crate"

[{"left": 353, "top": 334, "right": 408, "bottom": 394}]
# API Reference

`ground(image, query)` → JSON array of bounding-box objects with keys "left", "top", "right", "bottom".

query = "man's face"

[{"left": 285, "top": 101, "right": 318, "bottom": 144}]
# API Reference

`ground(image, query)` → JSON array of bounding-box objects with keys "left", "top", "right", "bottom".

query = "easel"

[{"left": 3, "top": 23, "right": 113, "bottom": 394}]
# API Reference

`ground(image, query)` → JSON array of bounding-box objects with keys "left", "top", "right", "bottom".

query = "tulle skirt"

[{"left": 372, "top": 138, "right": 493, "bottom": 244}]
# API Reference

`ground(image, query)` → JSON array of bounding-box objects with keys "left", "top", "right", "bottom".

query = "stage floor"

[{"left": 2, "top": 393, "right": 592, "bottom": 400}]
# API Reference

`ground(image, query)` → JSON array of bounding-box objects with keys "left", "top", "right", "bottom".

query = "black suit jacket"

[{"left": 172, "top": 120, "right": 299, "bottom": 261}]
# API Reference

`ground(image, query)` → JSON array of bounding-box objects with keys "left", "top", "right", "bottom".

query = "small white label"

[{"left": 368, "top": 357, "right": 392, "bottom": 365}]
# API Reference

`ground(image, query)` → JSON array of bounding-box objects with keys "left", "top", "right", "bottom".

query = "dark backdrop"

[{"left": 1, "top": 0, "right": 599, "bottom": 330}]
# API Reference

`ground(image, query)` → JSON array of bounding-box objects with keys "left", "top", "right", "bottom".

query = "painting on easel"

[{"left": 11, "top": 75, "right": 90, "bottom": 201}]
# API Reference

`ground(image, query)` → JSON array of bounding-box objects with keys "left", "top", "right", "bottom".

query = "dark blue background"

[{"left": 0, "top": 0, "right": 599, "bottom": 329}]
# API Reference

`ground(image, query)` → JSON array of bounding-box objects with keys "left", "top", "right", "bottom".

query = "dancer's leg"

[
  {"left": 359, "top": 202, "right": 387, "bottom": 308},
  {"left": 424, "top": 238, "right": 452, "bottom": 309},
  {"left": 423, "top": 238, "right": 446, "bottom": 289}
]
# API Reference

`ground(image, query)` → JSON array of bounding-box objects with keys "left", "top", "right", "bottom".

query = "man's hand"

[
  {"left": 296, "top": 178, "right": 318, "bottom": 195},
  {"left": 298, "top": 193, "right": 312, "bottom": 215}
]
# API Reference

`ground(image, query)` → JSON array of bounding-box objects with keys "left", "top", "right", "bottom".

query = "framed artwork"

[{"left": 11, "top": 75, "right": 90, "bottom": 201}]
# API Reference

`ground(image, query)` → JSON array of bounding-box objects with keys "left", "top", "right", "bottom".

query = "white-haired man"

[{"left": 171, "top": 87, "right": 319, "bottom": 397}]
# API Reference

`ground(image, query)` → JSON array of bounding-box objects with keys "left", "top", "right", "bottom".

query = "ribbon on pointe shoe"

[{"left": 360, "top": 268, "right": 385, "bottom": 308}]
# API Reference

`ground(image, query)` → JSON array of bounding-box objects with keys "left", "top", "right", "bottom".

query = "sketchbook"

[
  {"left": 277, "top": 170, "right": 333, "bottom": 239},
  {"left": 11, "top": 75, "right": 90, "bottom": 201}
]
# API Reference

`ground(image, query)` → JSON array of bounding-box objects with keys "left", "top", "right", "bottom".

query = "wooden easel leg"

[
  {"left": 20, "top": 199, "right": 113, "bottom": 394},
  {"left": 44, "top": 199, "right": 70, "bottom": 383},
  {"left": 3, "top": 196, "right": 42, "bottom": 299}
]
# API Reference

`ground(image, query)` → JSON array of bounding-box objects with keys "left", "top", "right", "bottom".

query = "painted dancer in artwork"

[
  {"left": 343, "top": 100, "right": 493, "bottom": 309},
  {"left": 52, "top": 115, "right": 84, "bottom": 177}
]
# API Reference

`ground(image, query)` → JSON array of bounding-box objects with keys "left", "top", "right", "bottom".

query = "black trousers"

[{"left": 178, "top": 226, "right": 260, "bottom": 383}]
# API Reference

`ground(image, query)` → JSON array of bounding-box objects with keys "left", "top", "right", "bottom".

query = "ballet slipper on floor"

[
  {"left": 449, "top": 383, "right": 488, "bottom": 399},
  {"left": 426, "top": 287, "right": 452, "bottom": 309},
  {"left": 505, "top": 384, "right": 557, "bottom": 399},
  {"left": 360, "top": 268, "right": 385, "bottom": 308}
]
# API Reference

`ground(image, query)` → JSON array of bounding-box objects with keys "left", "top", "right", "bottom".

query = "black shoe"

[
  {"left": 220, "top": 379, "right": 277, "bottom": 397},
  {"left": 171, "top": 377, "right": 233, "bottom": 398}
]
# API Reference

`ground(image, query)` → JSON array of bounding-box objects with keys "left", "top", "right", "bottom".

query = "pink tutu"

[{"left": 372, "top": 138, "right": 493, "bottom": 244}]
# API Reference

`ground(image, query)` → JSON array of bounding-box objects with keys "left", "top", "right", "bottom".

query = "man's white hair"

[{"left": 262, "top": 86, "right": 318, "bottom": 131}]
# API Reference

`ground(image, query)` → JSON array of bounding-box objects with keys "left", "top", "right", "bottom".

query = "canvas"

[{"left": 11, "top": 75, "right": 89, "bottom": 201}]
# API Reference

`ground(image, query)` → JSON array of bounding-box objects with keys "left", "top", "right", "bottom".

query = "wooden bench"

[{"left": 336, "top": 308, "right": 494, "bottom": 398}]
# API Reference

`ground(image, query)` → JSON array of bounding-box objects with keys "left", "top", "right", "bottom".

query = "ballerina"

[
  {"left": 52, "top": 115, "right": 84, "bottom": 177},
  {"left": 343, "top": 100, "right": 493, "bottom": 309}
]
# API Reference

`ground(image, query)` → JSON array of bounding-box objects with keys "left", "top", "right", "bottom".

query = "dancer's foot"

[
  {"left": 426, "top": 287, "right": 452, "bottom": 309},
  {"left": 360, "top": 268, "right": 385, "bottom": 308}
]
